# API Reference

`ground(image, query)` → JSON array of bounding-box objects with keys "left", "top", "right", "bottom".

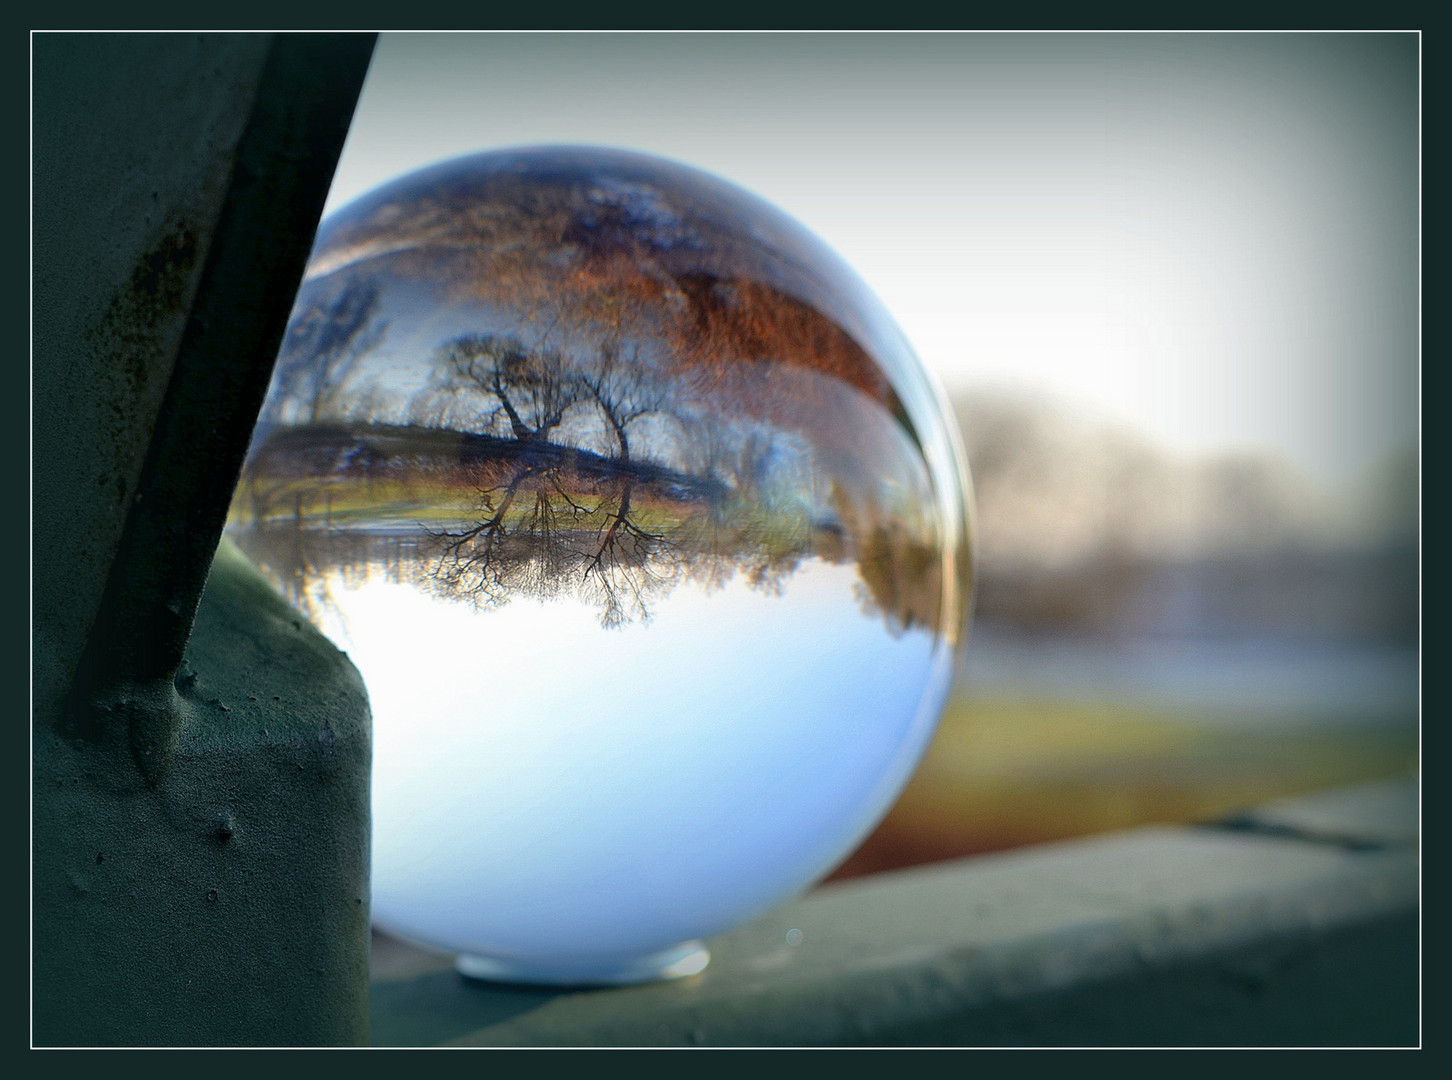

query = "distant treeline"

[{"left": 954, "top": 391, "right": 1418, "bottom": 644}]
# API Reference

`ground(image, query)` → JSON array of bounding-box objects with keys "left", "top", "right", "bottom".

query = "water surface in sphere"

[{"left": 227, "top": 146, "right": 971, "bottom": 983}]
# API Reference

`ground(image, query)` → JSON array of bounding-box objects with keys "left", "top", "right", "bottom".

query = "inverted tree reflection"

[{"left": 234, "top": 322, "right": 946, "bottom": 637}]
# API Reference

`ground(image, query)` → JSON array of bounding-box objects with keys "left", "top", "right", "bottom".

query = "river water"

[{"left": 956, "top": 624, "right": 1420, "bottom": 728}]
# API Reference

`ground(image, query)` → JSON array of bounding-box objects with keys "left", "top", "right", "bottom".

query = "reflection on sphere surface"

[{"left": 227, "top": 146, "right": 971, "bottom": 982}]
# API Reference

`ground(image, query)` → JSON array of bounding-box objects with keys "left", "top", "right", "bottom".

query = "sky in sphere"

[{"left": 323, "top": 31, "right": 1419, "bottom": 491}]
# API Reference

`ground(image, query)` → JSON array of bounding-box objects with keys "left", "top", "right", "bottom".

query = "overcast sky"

[{"left": 324, "top": 31, "right": 1419, "bottom": 488}]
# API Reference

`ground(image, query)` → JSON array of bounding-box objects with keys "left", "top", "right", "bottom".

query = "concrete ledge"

[
  {"left": 1215, "top": 777, "right": 1419, "bottom": 850},
  {"left": 369, "top": 778, "right": 1419, "bottom": 1047}
]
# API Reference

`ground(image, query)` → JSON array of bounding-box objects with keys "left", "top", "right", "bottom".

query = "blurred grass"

[{"left": 829, "top": 694, "right": 1418, "bottom": 880}]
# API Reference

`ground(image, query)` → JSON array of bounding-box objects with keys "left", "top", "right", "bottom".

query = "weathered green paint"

[
  {"left": 32, "top": 33, "right": 273, "bottom": 722},
  {"left": 55, "top": 33, "right": 376, "bottom": 777},
  {"left": 32, "top": 33, "right": 376, "bottom": 1045},
  {"left": 34, "top": 540, "right": 372, "bottom": 1045}
]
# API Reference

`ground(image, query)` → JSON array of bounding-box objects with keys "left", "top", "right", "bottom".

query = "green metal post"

[{"left": 32, "top": 32, "right": 377, "bottom": 1045}]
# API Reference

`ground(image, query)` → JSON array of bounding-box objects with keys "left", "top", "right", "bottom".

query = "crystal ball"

[{"left": 227, "top": 146, "right": 972, "bottom": 985}]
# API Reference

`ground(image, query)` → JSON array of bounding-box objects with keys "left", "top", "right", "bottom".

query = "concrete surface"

[{"left": 369, "top": 778, "right": 1419, "bottom": 1047}]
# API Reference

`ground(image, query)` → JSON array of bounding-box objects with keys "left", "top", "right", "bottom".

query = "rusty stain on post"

[{"left": 66, "top": 33, "right": 377, "bottom": 782}]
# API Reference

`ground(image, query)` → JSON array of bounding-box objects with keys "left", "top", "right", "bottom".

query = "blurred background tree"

[{"left": 833, "top": 389, "right": 1417, "bottom": 878}]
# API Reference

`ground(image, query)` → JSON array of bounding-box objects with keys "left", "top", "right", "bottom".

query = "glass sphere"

[{"left": 227, "top": 146, "right": 972, "bottom": 985}]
